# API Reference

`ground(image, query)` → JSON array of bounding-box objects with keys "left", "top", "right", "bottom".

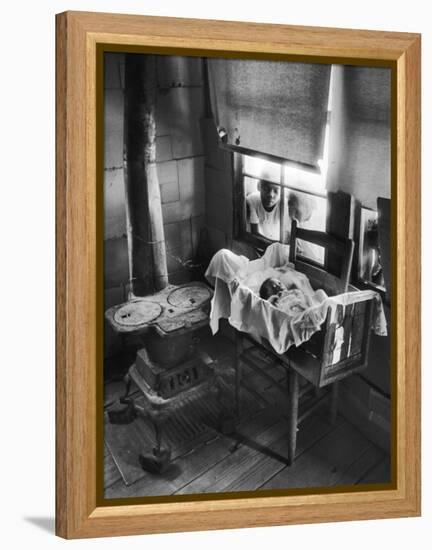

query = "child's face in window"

[{"left": 259, "top": 181, "right": 281, "bottom": 210}]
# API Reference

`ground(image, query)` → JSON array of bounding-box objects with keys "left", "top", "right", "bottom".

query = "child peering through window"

[
  {"left": 247, "top": 180, "right": 316, "bottom": 242},
  {"left": 247, "top": 181, "right": 282, "bottom": 241}
]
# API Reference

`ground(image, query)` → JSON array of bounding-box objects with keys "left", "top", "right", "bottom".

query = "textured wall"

[
  {"left": 201, "top": 118, "right": 234, "bottom": 256},
  {"left": 326, "top": 65, "right": 391, "bottom": 395},
  {"left": 327, "top": 65, "right": 391, "bottom": 210},
  {"left": 103, "top": 53, "right": 207, "bottom": 356}
]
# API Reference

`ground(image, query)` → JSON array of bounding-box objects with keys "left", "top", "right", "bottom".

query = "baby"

[
  {"left": 259, "top": 277, "right": 293, "bottom": 301},
  {"left": 259, "top": 277, "right": 311, "bottom": 315}
]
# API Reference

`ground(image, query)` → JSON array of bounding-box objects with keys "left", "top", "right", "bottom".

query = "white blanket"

[{"left": 205, "top": 244, "right": 387, "bottom": 355}]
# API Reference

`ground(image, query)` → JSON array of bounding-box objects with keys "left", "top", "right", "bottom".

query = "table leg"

[
  {"left": 213, "top": 375, "right": 236, "bottom": 435},
  {"left": 235, "top": 333, "right": 243, "bottom": 418},
  {"left": 288, "top": 369, "right": 299, "bottom": 466},
  {"left": 330, "top": 381, "right": 339, "bottom": 425}
]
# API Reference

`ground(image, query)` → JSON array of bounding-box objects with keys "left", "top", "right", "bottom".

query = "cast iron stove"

[{"left": 105, "top": 282, "right": 218, "bottom": 473}]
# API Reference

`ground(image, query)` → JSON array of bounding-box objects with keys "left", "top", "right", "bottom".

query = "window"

[
  {"left": 230, "top": 66, "right": 333, "bottom": 264},
  {"left": 233, "top": 96, "right": 331, "bottom": 265},
  {"left": 236, "top": 153, "right": 328, "bottom": 264}
]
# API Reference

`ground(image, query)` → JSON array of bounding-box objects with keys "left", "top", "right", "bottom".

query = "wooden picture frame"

[{"left": 56, "top": 11, "right": 421, "bottom": 539}]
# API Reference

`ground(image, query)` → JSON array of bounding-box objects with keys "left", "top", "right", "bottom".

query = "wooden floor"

[{"left": 104, "top": 331, "right": 390, "bottom": 499}]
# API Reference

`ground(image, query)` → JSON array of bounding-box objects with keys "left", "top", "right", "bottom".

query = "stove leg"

[
  {"left": 107, "top": 401, "right": 136, "bottom": 424},
  {"left": 108, "top": 372, "right": 137, "bottom": 424},
  {"left": 120, "top": 372, "right": 133, "bottom": 404},
  {"left": 213, "top": 333, "right": 243, "bottom": 435},
  {"left": 153, "top": 413, "right": 165, "bottom": 454},
  {"left": 138, "top": 409, "right": 172, "bottom": 474}
]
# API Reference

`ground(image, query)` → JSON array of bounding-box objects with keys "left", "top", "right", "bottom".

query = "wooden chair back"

[
  {"left": 288, "top": 219, "right": 355, "bottom": 295},
  {"left": 286, "top": 219, "right": 375, "bottom": 387}
]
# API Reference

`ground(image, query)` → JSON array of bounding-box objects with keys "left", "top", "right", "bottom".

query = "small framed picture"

[{"left": 358, "top": 208, "right": 384, "bottom": 288}]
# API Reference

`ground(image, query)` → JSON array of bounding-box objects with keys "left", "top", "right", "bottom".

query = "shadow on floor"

[{"left": 24, "top": 517, "right": 55, "bottom": 535}]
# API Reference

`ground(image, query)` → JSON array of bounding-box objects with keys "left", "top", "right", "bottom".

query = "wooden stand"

[
  {"left": 233, "top": 220, "right": 377, "bottom": 465},
  {"left": 235, "top": 295, "right": 374, "bottom": 466}
]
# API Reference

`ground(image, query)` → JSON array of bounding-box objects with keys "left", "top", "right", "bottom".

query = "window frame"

[{"left": 230, "top": 146, "right": 328, "bottom": 263}]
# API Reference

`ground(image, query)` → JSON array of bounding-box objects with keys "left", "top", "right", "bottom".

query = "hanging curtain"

[{"left": 207, "top": 58, "right": 331, "bottom": 170}]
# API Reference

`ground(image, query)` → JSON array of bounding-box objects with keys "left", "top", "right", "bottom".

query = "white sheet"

[{"left": 205, "top": 244, "right": 387, "bottom": 355}]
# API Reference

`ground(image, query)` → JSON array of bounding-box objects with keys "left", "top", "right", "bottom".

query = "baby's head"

[{"left": 259, "top": 277, "right": 287, "bottom": 300}]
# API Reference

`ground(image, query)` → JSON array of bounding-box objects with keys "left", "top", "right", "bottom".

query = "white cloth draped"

[{"left": 205, "top": 244, "right": 387, "bottom": 355}]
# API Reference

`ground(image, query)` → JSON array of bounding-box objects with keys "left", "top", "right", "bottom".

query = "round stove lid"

[
  {"left": 167, "top": 284, "right": 212, "bottom": 309},
  {"left": 114, "top": 300, "right": 162, "bottom": 327}
]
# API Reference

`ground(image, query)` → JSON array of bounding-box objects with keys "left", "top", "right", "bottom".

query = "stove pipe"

[{"left": 123, "top": 54, "right": 169, "bottom": 296}]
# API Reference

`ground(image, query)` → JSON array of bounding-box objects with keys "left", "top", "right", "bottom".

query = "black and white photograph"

[{"left": 102, "top": 52, "right": 392, "bottom": 500}]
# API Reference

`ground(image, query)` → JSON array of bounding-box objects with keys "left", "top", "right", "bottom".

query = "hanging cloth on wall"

[{"left": 207, "top": 58, "right": 331, "bottom": 170}]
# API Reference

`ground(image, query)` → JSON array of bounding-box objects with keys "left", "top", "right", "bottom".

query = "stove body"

[{"left": 105, "top": 282, "right": 218, "bottom": 472}]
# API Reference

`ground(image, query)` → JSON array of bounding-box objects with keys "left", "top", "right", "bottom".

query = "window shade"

[{"left": 207, "top": 58, "right": 331, "bottom": 169}]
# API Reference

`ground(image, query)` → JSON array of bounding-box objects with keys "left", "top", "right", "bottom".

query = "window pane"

[
  {"left": 244, "top": 175, "right": 259, "bottom": 197},
  {"left": 243, "top": 172, "right": 328, "bottom": 265},
  {"left": 283, "top": 162, "right": 327, "bottom": 193},
  {"left": 244, "top": 156, "right": 281, "bottom": 184},
  {"left": 288, "top": 190, "right": 327, "bottom": 265}
]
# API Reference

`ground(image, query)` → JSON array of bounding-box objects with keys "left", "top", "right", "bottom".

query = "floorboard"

[
  {"left": 260, "top": 421, "right": 384, "bottom": 491},
  {"left": 336, "top": 444, "right": 385, "bottom": 486},
  {"left": 356, "top": 455, "right": 391, "bottom": 484},
  {"left": 175, "top": 417, "right": 290, "bottom": 495},
  {"left": 106, "top": 409, "right": 277, "bottom": 499},
  {"left": 104, "top": 443, "right": 123, "bottom": 489},
  {"left": 103, "top": 333, "right": 390, "bottom": 498},
  {"left": 104, "top": 365, "right": 265, "bottom": 490},
  {"left": 221, "top": 415, "right": 342, "bottom": 493}
]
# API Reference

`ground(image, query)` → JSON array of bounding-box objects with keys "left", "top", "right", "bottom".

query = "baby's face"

[{"left": 266, "top": 278, "right": 287, "bottom": 297}]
